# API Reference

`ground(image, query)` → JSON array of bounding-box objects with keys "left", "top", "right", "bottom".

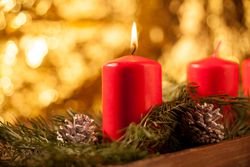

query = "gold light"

[
  {"left": 0, "top": 11, "right": 6, "bottom": 30},
  {"left": 11, "top": 12, "right": 27, "bottom": 29},
  {"left": 149, "top": 26, "right": 164, "bottom": 43},
  {"left": 1, "top": 0, "right": 16, "bottom": 12},
  {"left": 0, "top": 0, "right": 138, "bottom": 122},
  {"left": 130, "top": 22, "right": 138, "bottom": 51},
  {"left": 22, "top": 36, "right": 48, "bottom": 68},
  {"left": 4, "top": 40, "right": 18, "bottom": 66},
  {"left": 0, "top": 76, "right": 14, "bottom": 96},
  {"left": 39, "top": 89, "right": 58, "bottom": 107},
  {"left": 36, "top": 0, "right": 52, "bottom": 16}
]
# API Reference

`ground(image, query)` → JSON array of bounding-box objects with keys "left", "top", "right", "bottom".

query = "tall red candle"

[
  {"left": 102, "top": 23, "right": 162, "bottom": 140},
  {"left": 242, "top": 58, "right": 250, "bottom": 96},
  {"left": 187, "top": 44, "right": 239, "bottom": 97}
]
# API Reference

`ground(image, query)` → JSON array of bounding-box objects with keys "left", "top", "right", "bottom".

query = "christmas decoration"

[
  {"left": 0, "top": 85, "right": 249, "bottom": 167},
  {"left": 57, "top": 112, "right": 98, "bottom": 144},
  {"left": 181, "top": 103, "right": 224, "bottom": 145}
]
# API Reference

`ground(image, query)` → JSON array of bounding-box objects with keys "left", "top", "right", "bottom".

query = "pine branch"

[
  {"left": 0, "top": 84, "right": 249, "bottom": 166},
  {"left": 0, "top": 117, "right": 57, "bottom": 146}
]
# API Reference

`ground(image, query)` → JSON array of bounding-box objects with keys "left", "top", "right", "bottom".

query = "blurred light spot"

[
  {"left": 1, "top": 0, "right": 16, "bottom": 12},
  {"left": 39, "top": 89, "right": 58, "bottom": 106},
  {"left": 0, "top": 94, "right": 4, "bottom": 106},
  {"left": 243, "top": 0, "right": 250, "bottom": 28},
  {"left": 149, "top": 26, "right": 164, "bottom": 43},
  {"left": 58, "top": 53, "right": 85, "bottom": 84},
  {"left": 47, "top": 37, "right": 59, "bottom": 49},
  {"left": 0, "top": 77, "right": 14, "bottom": 96},
  {"left": 21, "top": 36, "right": 48, "bottom": 68},
  {"left": 179, "top": 0, "right": 204, "bottom": 35},
  {"left": 36, "top": 0, "right": 52, "bottom": 15},
  {"left": 0, "top": 116, "right": 4, "bottom": 123},
  {"left": 11, "top": 12, "right": 27, "bottom": 29},
  {"left": 102, "top": 26, "right": 127, "bottom": 48},
  {"left": 209, "top": 0, "right": 223, "bottom": 15},
  {"left": 169, "top": 0, "right": 181, "bottom": 14},
  {"left": 3, "top": 40, "right": 18, "bottom": 66},
  {"left": 1, "top": 67, "right": 13, "bottom": 76},
  {"left": 0, "top": 11, "right": 6, "bottom": 30},
  {"left": 60, "top": 64, "right": 83, "bottom": 83},
  {"left": 206, "top": 14, "right": 222, "bottom": 29},
  {"left": 22, "top": 0, "right": 35, "bottom": 8},
  {"left": 54, "top": 0, "right": 109, "bottom": 20},
  {"left": 11, "top": 1, "right": 21, "bottom": 12}
]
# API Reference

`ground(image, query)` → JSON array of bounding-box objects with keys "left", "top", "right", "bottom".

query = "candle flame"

[{"left": 130, "top": 22, "right": 138, "bottom": 55}]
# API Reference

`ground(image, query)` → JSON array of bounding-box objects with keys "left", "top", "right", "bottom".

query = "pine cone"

[
  {"left": 57, "top": 113, "right": 98, "bottom": 144},
  {"left": 181, "top": 103, "right": 224, "bottom": 145}
]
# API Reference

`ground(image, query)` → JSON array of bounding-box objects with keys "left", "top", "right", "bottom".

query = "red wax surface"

[
  {"left": 102, "top": 55, "right": 162, "bottom": 140},
  {"left": 187, "top": 57, "right": 239, "bottom": 96},
  {"left": 242, "top": 58, "right": 250, "bottom": 96}
]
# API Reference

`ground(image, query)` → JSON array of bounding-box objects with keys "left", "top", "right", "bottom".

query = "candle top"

[
  {"left": 104, "top": 55, "right": 160, "bottom": 67},
  {"left": 189, "top": 57, "right": 238, "bottom": 68}
]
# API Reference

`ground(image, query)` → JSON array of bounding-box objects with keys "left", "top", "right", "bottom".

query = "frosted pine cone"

[
  {"left": 181, "top": 103, "right": 225, "bottom": 145},
  {"left": 57, "top": 113, "right": 98, "bottom": 144}
]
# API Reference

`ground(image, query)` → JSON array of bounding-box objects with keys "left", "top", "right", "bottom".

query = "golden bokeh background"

[{"left": 0, "top": 0, "right": 250, "bottom": 122}]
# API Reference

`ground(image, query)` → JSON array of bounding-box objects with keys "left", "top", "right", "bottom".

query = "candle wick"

[
  {"left": 212, "top": 41, "right": 222, "bottom": 58},
  {"left": 131, "top": 43, "right": 136, "bottom": 55}
]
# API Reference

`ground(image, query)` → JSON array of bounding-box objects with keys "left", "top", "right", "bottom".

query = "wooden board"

[{"left": 116, "top": 135, "right": 250, "bottom": 167}]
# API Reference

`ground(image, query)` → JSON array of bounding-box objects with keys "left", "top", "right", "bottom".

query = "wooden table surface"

[{"left": 116, "top": 135, "right": 250, "bottom": 167}]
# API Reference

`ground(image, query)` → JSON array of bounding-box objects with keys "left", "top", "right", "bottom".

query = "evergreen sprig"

[{"left": 0, "top": 84, "right": 249, "bottom": 166}]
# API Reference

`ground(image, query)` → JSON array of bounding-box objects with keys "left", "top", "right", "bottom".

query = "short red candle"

[
  {"left": 102, "top": 55, "right": 162, "bottom": 140},
  {"left": 242, "top": 58, "right": 250, "bottom": 96},
  {"left": 187, "top": 57, "right": 239, "bottom": 97}
]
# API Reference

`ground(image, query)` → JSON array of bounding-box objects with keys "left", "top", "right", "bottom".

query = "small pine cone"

[
  {"left": 57, "top": 113, "right": 98, "bottom": 144},
  {"left": 181, "top": 103, "right": 225, "bottom": 145}
]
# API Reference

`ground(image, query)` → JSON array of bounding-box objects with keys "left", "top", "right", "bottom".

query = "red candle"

[
  {"left": 242, "top": 58, "right": 250, "bottom": 96},
  {"left": 102, "top": 23, "right": 162, "bottom": 140},
  {"left": 187, "top": 43, "right": 239, "bottom": 97}
]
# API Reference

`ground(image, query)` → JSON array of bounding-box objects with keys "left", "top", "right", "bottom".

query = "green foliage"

[{"left": 0, "top": 84, "right": 249, "bottom": 166}]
